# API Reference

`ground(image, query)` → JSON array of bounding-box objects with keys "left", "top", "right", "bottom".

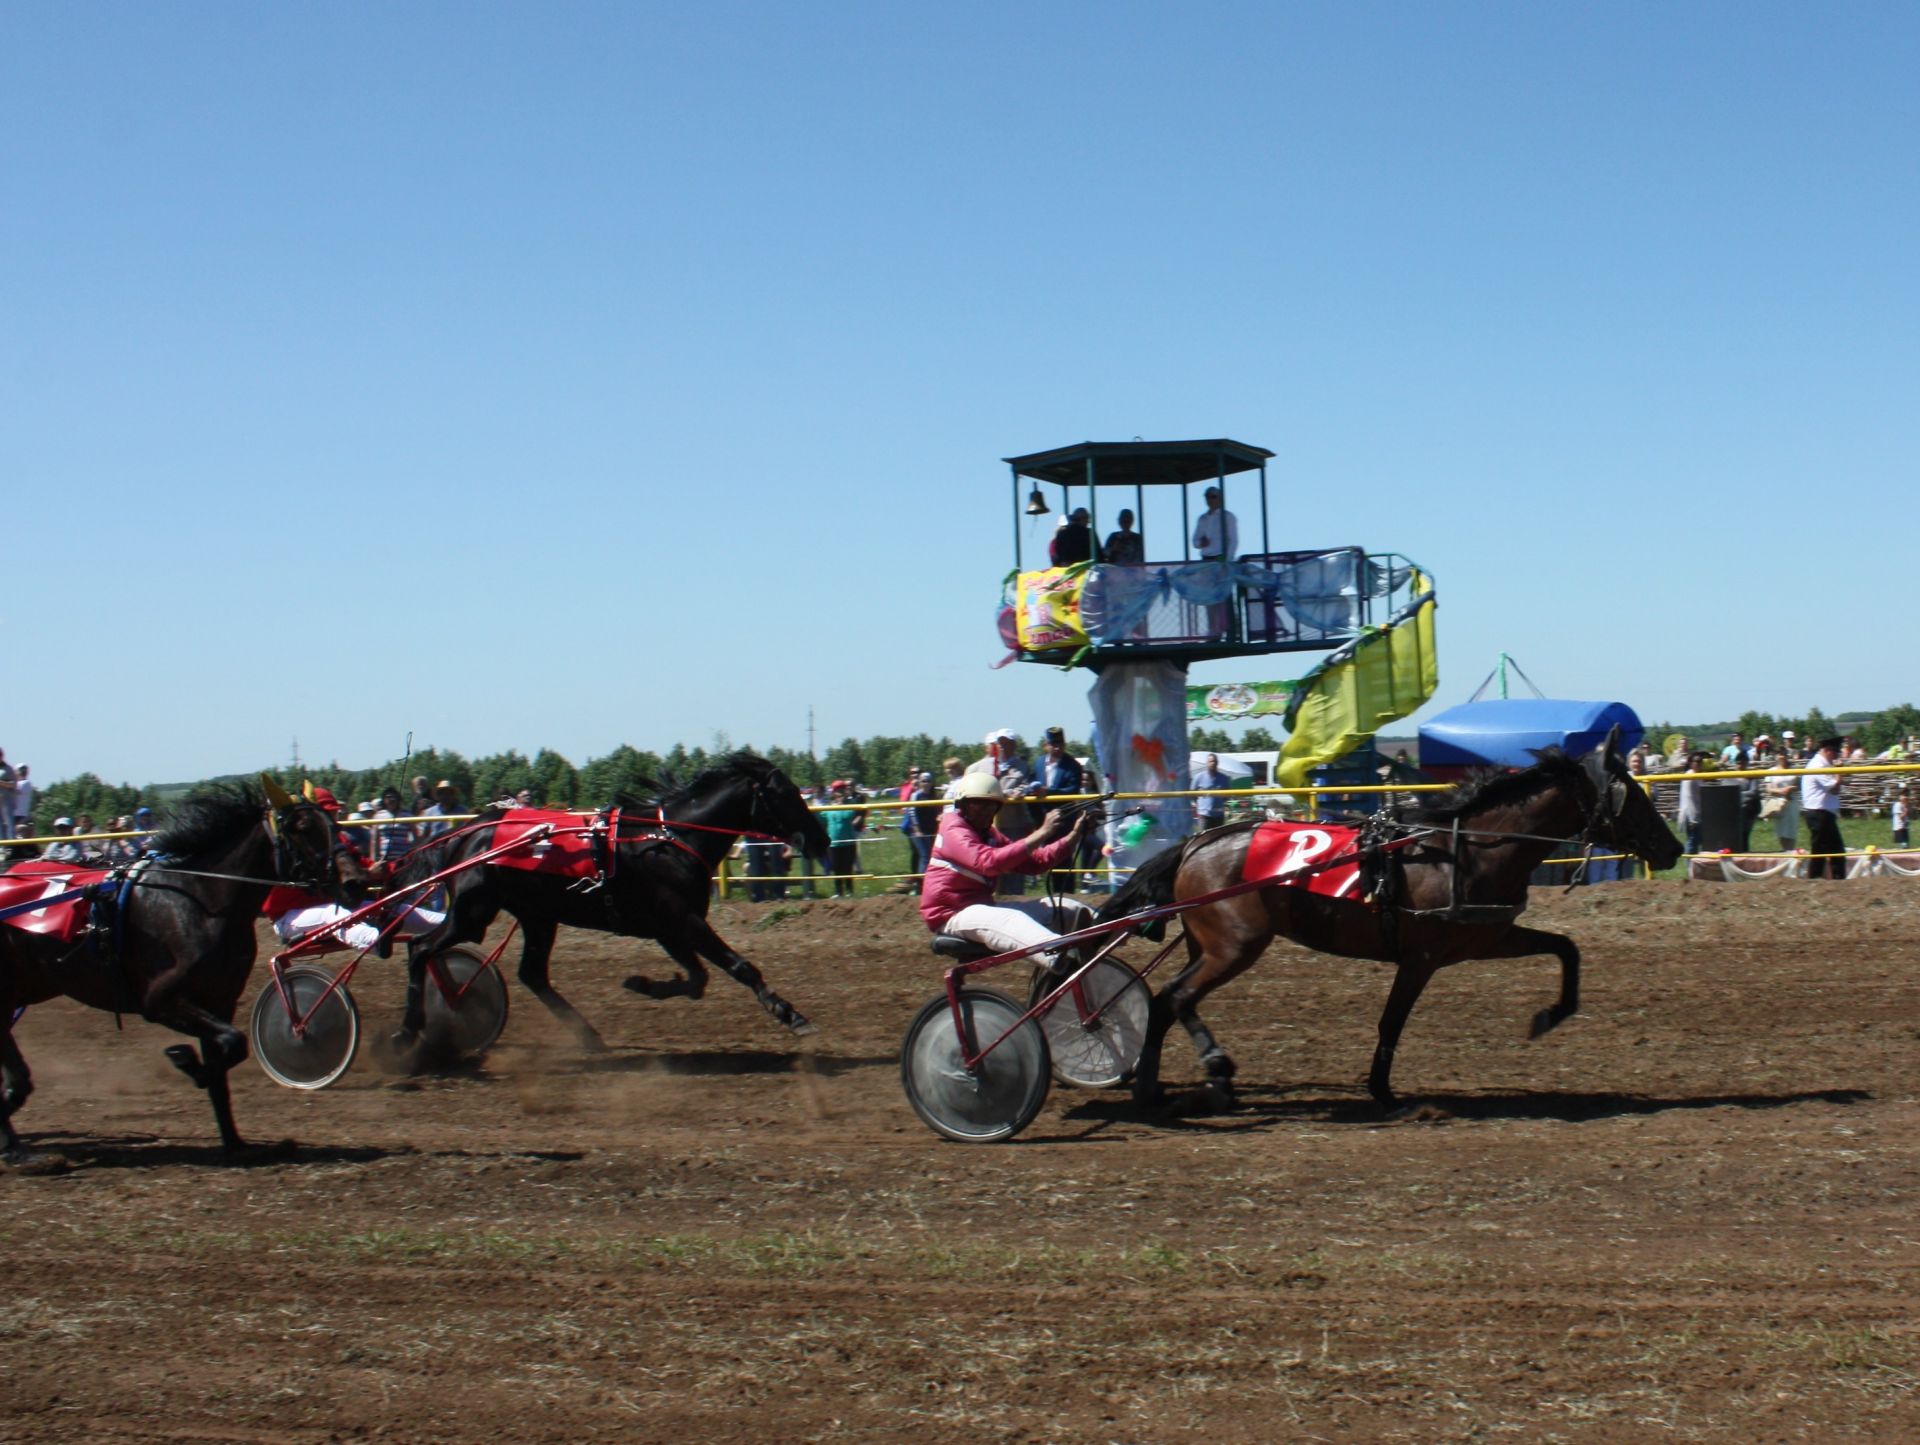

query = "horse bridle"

[
  {"left": 1576, "top": 751, "right": 1634, "bottom": 849},
  {"left": 750, "top": 768, "right": 812, "bottom": 851},
  {"left": 269, "top": 800, "right": 352, "bottom": 896}
]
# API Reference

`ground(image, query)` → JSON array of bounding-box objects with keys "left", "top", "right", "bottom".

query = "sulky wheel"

[
  {"left": 250, "top": 964, "right": 361, "bottom": 1090},
  {"left": 421, "top": 946, "right": 510, "bottom": 1060},
  {"left": 1027, "top": 958, "right": 1151, "bottom": 1090},
  {"left": 900, "top": 987, "right": 1050, "bottom": 1143}
]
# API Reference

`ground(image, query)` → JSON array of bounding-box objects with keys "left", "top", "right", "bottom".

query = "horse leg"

[
  {"left": 1368, "top": 962, "right": 1437, "bottom": 1114},
  {"left": 392, "top": 889, "right": 491, "bottom": 1050},
  {"left": 1, "top": 1026, "right": 34, "bottom": 1159},
  {"left": 153, "top": 999, "right": 249, "bottom": 1153},
  {"left": 1489, "top": 926, "right": 1582, "bottom": 1038},
  {"left": 1159, "top": 919, "right": 1273, "bottom": 1108},
  {"left": 513, "top": 916, "right": 607, "bottom": 1052},
  {"left": 672, "top": 919, "right": 815, "bottom": 1037},
  {"left": 1129, "top": 987, "right": 1179, "bottom": 1107},
  {"left": 1172, "top": 988, "right": 1237, "bottom": 1091}
]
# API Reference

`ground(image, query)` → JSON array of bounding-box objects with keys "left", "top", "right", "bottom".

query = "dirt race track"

[{"left": 5, "top": 881, "right": 1920, "bottom": 1443}]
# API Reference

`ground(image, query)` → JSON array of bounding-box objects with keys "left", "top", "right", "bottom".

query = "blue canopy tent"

[
  {"left": 1417, "top": 699, "right": 1644, "bottom": 777},
  {"left": 1418, "top": 699, "right": 1648, "bottom": 885}
]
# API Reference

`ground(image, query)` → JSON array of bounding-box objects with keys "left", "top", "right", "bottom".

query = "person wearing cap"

[
  {"left": 968, "top": 730, "right": 1036, "bottom": 890},
  {"left": 903, "top": 770, "right": 940, "bottom": 891},
  {"left": 375, "top": 786, "right": 416, "bottom": 864},
  {"left": 421, "top": 779, "right": 463, "bottom": 838},
  {"left": 1049, "top": 506, "right": 1100, "bottom": 567},
  {"left": 1799, "top": 738, "right": 1847, "bottom": 879},
  {"left": 921, "top": 771, "right": 1099, "bottom": 967},
  {"left": 818, "top": 781, "right": 864, "bottom": 898},
  {"left": 44, "top": 816, "right": 82, "bottom": 863},
  {"left": 1033, "top": 726, "right": 1089, "bottom": 893}
]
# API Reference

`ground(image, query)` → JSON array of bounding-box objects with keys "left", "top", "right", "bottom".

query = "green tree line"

[{"left": 18, "top": 703, "right": 1915, "bottom": 837}]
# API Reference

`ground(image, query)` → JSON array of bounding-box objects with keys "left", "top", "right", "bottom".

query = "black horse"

[
  {"left": 390, "top": 753, "right": 831, "bottom": 1057},
  {"left": 0, "top": 782, "right": 361, "bottom": 1158},
  {"left": 1099, "top": 729, "right": 1683, "bottom": 1112}
]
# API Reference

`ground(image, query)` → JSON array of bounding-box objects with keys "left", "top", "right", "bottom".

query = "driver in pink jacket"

[{"left": 920, "top": 771, "right": 1098, "bottom": 964}]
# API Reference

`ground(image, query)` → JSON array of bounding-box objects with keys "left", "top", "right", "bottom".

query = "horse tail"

[{"left": 1097, "top": 842, "right": 1186, "bottom": 925}]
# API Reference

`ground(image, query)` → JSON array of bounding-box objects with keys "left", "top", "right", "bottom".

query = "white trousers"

[
  {"left": 273, "top": 902, "right": 446, "bottom": 952},
  {"left": 943, "top": 896, "right": 1094, "bottom": 965}
]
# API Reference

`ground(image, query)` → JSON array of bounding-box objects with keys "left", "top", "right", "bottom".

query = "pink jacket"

[{"left": 919, "top": 810, "right": 1081, "bottom": 930}]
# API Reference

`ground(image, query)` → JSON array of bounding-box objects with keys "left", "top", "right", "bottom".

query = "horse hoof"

[
  {"left": 163, "top": 1044, "right": 208, "bottom": 1086},
  {"left": 1170, "top": 1084, "right": 1237, "bottom": 1116},
  {"left": 1382, "top": 1100, "right": 1452, "bottom": 1123},
  {"left": 788, "top": 1019, "right": 818, "bottom": 1038},
  {"left": 1201, "top": 1051, "right": 1238, "bottom": 1082},
  {"left": 2, "top": 1148, "right": 68, "bottom": 1175},
  {"left": 370, "top": 1030, "right": 429, "bottom": 1077},
  {"left": 228, "top": 1137, "right": 299, "bottom": 1162},
  {"left": 1528, "top": 1007, "right": 1563, "bottom": 1039}
]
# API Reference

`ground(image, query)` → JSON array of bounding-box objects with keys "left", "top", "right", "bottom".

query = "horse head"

[
  {"left": 1579, "top": 727, "right": 1683, "bottom": 870},
  {"left": 260, "top": 774, "right": 373, "bottom": 906},
  {"left": 739, "top": 756, "right": 831, "bottom": 866}
]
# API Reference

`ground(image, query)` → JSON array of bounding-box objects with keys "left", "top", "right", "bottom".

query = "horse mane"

[
  {"left": 653, "top": 752, "right": 780, "bottom": 808},
  {"left": 1409, "top": 748, "right": 1588, "bottom": 822},
  {"left": 151, "top": 784, "right": 263, "bottom": 859}
]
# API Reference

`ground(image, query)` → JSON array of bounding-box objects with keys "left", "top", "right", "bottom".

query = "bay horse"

[
  {"left": 1097, "top": 729, "right": 1682, "bottom": 1113},
  {"left": 389, "top": 753, "right": 830, "bottom": 1059},
  {"left": 0, "top": 782, "right": 362, "bottom": 1158}
]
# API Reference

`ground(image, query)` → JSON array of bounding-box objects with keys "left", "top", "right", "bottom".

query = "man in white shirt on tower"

[{"left": 1191, "top": 486, "right": 1240, "bottom": 639}]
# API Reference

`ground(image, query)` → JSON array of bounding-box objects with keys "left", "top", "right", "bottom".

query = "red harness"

[{"left": 485, "top": 807, "right": 708, "bottom": 879}]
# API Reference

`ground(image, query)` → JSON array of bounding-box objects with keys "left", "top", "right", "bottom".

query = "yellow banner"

[
  {"left": 1276, "top": 571, "right": 1437, "bottom": 789},
  {"left": 1014, "top": 566, "right": 1091, "bottom": 654}
]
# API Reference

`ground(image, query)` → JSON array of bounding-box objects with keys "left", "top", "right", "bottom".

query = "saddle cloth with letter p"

[{"left": 1243, "top": 822, "right": 1363, "bottom": 900}]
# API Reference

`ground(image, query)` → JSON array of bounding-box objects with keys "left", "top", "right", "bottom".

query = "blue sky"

[{"left": 4, "top": 3, "right": 1915, "bottom": 784}]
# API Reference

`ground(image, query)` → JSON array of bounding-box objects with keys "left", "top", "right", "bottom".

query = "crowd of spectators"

[
  {"left": 1629, "top": 730, "right": 1916, "bottom": 862},
  {"left": 335, "top": 776, "right": 473, "bottom": 862}
]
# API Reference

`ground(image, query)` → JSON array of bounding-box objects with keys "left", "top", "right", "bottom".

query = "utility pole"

[{"left": 290, "top": 736, "right": 302, "bottom": 774}]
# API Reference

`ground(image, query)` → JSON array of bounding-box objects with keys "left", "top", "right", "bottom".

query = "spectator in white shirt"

[
  {"left": 1192, "top": 486, "right": 1238, "bottom": 560},
  {"left": 9, "top": 762, "right": 32, "bottom": 838},
  {"left": 1799, "top": 737, "right": 1846, "bottom": 879}
]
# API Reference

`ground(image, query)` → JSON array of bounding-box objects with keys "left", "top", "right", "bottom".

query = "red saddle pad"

[
  {"left": 0, "top": 861, "right": 107, "bottom": 942},
  {"left": 1244, "top": 822, "right": 1363, "bottom": 900}
]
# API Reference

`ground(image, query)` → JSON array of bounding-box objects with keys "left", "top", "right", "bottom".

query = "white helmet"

[{"left": 953, "top": 772, "right": 1006, "bottom": 803}]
